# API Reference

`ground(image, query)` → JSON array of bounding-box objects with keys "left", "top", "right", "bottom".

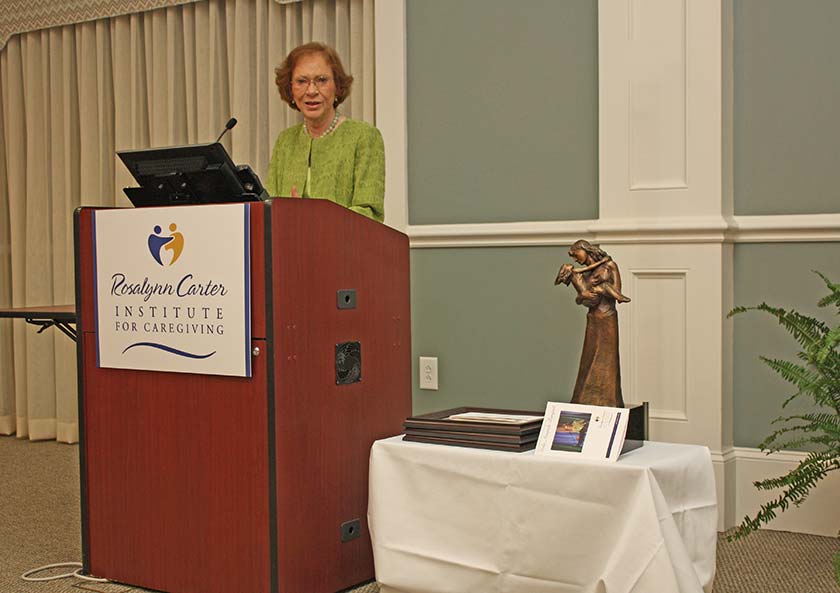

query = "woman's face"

[
  {"left": 291, "top": 52, "right": 337, "bottom": 124},
  {"left": 571, "top": 248, "right": 588, "bottom": 264}
]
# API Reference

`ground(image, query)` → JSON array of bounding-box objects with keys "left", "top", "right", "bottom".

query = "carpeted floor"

[
  {"left": 714, "top": 528, "right": 840, "bottom": 593},
  {"left": 1, "top": 435, "right": 838, "bottom": 592}
]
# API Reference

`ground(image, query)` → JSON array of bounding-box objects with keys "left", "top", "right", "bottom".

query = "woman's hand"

[
  {"left": 576, "top": 291, "right": 600, "bottom": 307},
  {"left": 290, "top": 185, "right": 300, "bottom": 198}
]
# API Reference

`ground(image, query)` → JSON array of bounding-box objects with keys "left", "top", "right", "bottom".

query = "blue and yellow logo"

[{"left": 147, "top": 223, "right": 184, "bottom": 266}]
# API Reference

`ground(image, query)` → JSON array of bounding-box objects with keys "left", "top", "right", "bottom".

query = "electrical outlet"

[{"left": 419, "top": 356, "right": 438, "bottom": 390}]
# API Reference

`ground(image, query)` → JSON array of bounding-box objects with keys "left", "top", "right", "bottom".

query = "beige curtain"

[{"left": 0, "top": 0, "right": 376, "bottom": 443}]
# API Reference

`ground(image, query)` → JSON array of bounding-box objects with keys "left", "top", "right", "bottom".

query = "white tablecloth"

[{"left": 369, "top": 437, "right": 717, "bottom": 593}]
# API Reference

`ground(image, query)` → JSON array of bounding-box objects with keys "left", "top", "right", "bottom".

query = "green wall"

[
  {"left": 733, "top": 243, "right": 840, "bottom": 448},
  {"left": 406, "top": 0, "right": 599, "bottom": 224},
  {"left": 410, "top": 247, "right": 588, "bottom": 414},
  {"left": 404, "top": 0, "right": 600, "bottom": 412},
  {"left": 732, "top": 2, "right": 840, "bottom": 446},
  {"left": 734, "top": 0, "right": 840, "bottom": 216}
]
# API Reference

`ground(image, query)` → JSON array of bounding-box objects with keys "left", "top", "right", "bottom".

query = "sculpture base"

[
  {"left": 626, "top": 402, "right": 649, "bottom": 441},
  {"left": 621, "top": 402, "right": 649, "bottom": 455}
]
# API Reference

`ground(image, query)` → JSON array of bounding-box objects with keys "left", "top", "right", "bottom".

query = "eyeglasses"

[{"left": 292, "top": 76, "right": 333, "bottom": 91}]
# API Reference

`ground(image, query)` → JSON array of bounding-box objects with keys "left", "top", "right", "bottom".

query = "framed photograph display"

[{"left": 535, "top": 402, "right": 631, "bottom": 462}]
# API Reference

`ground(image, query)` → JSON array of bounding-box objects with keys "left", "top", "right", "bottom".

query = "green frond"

[
  {"left": 765, "top": 436, "right": 825, "bottom": 451},
  {"left": 780, "top": 390, "right": 804, "bottom": 409},
  {"left": 727, "top": 305, "right": 755, "bottom": 318},
  {"left": 764, "top": 434, "right": 839, "bottom": 455},
  {"left": 818, "top": 290, "right": 840, "bottom": 311},
  {"left": 784, "top": 412, "right": 840, "bottom": 429},
  {"left": 745, "top": 303, "right": 829, "bottom": 349},
  {"left": 728, "top": 303, "right": 786, "bottom": 323},
  {"left": 775, "top": 309, "right": 829, "bottom": 351},
  {"left": 731, "top": 271, "right": 840, "bottom": 546},
  {"left": 815, "top": 271, "right": 840, "bottom": 313},
  {"left": 809, "top": 385, "right": 840, "bottom": 412},
  {"left": 729, "top": 302, "right": 830, "bottom": 355},
  {"left": 759, "top": 357, "right": 821, "bottom": 398},
  {"left": 733, "top": 452, "right": 839, "bottom": 538},
  {"left": 754, "top": 452, "right": 836, "bottom": 489},
  {"left": 816, "top": 327, "right": 840, "bottom": 364},
  {"left": 761, "top": 425, "right": 831, "bottom": 450},
  {"left": 761, "top": 418, "right": 824, "bottom": 440},
  {"left": 777, "top": 381, "right": 838, "bottom": 413},
  {"left": 805, "top": 434, "right": 840, "bottom": 449},
  {"left": 814, "top": 270, "right": 837, "bottom": 289}
]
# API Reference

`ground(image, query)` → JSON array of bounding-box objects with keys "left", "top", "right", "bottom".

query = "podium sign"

[{"left": 92, "top": 204, "right": 251, "bottom": 377}]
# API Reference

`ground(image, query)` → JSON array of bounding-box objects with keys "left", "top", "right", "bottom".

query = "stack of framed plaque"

[{"left": 403, "top": 407, "right": 544, "bottom": 452}]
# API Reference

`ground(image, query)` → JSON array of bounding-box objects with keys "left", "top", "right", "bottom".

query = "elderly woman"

[
  {"left": 555, "top": 240, "right": 630, "bottom": 408},
  {"left": 266, "top": 42, "right": 385, "bottom": 222}
]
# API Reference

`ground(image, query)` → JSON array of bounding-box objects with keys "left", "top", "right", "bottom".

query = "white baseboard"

[
  {"left": 711, "top": 448, "right": 738, "bottom": 532},
  {"left": 712, "top": 447, "right": 840, "bottom": 537}
]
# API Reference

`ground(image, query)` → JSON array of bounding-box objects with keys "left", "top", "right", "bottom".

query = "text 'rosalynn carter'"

[{"left": 110, "top": 273, "right": 229, "bottom": 302}]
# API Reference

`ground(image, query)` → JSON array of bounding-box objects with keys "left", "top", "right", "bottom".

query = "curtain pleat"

[
  {"left": 0, "top": 40, "right": 12, "bottom": 436},
  {"left": 51, "top": 27, "right": 78, "bottom": 443},
  {"left": 0, "top": 0, "right": 375, "bottom": 442}
]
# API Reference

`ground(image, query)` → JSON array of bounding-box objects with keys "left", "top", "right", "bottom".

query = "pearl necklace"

[{"left": 304, "top": 111, "right": 340, "bottom": 138}]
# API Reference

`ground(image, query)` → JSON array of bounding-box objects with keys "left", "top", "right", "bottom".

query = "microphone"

[{"left": 215, "top": 117, "right": 238, "bottom": 143}]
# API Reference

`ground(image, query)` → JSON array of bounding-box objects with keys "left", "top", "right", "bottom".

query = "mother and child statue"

[{"left": 554, "top": 240, "right": 631, "bottom": 409}]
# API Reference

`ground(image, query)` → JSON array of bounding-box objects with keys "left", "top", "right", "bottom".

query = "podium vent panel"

[{"left": 335, "top": 341, "right": 361, "bottom": 385}]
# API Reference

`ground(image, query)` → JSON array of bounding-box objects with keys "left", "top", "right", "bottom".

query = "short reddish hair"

[{"left": 274, "top": 42, "right": 354, "bottom": 111}]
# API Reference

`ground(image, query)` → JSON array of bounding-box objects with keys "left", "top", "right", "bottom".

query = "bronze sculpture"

[{"left": 554, "top": 240, "right": 630, "bottom": 408}]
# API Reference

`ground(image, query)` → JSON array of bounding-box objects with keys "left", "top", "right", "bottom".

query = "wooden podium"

[{"left": 74, "top": 199, "right": 411, "bottom": 593}]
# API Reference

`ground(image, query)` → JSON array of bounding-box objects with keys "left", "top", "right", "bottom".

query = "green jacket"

[{"left": 266, "top": 119, "right": 385, "bottom": 222}]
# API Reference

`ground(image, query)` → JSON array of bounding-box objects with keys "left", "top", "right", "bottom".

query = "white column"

[
  {"left": 598, "top": 0, "right": 727, "bottom": 223},
  {"left": 598, "top": 0, "right": 735, "bottom": 529},
  {"left": 374, "top": 0, "right": 408, "bottom": 232}
]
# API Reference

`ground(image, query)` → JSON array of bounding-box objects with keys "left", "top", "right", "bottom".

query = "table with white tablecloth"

[{"left": 368, "top": 437, "right": 717, "bottom": 593}]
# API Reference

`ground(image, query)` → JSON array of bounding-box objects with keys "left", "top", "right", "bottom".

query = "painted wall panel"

[
  {"left": 410, "top": 247, "right": 586, "bottom": 415},
  {"left": 734, "top": 0, "right": 840, "bottom": 216},
  {"left": 628, "top": 271, "right": 687, "bottom": 420},
  {"left": 406, "top": 0, "right": 599, "bottom": 225},
  {"left": 733, "top": 243, "right": 840, "bottom": 447},
  {"left": 628, "top": 0, "right": 687, "bottom": 191}
]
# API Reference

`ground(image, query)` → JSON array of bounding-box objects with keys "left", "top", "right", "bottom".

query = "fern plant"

[{"left": 727, "top": 271, "right": 840, "bottom": 582}]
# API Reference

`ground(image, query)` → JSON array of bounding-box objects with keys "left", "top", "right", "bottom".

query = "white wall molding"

[
  {"left": 709, "top": 447, "right": 739, "bottom": 465},
  {"left": 711, "top": 447, "right": 840, "bottom": 536},
  {"left": 730, "top": 447, "right": 810, "bottom": 463},
  {"left": 711, "top": 447, "right": 738, "bottom": 531},
  {"left": 599, "top": 0, "right": 723, "bottom": 220},
  {"left": 406, "top": 214, "right": 840, "bottom": 248},
  {"left": 627, "top": 269, "right": 689, "bottom": 422},
  {"left": 374, "top": 0, "right": 408, "bottom": 232},
  {"left": 610, "top": 244, "right": 727, "bottom": 450},
  {"left": 727, "top": 213, "right": 840, "bottom": 243},
  {"left": 406, "top": 220, "right": 597, "bottom": 248}
]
